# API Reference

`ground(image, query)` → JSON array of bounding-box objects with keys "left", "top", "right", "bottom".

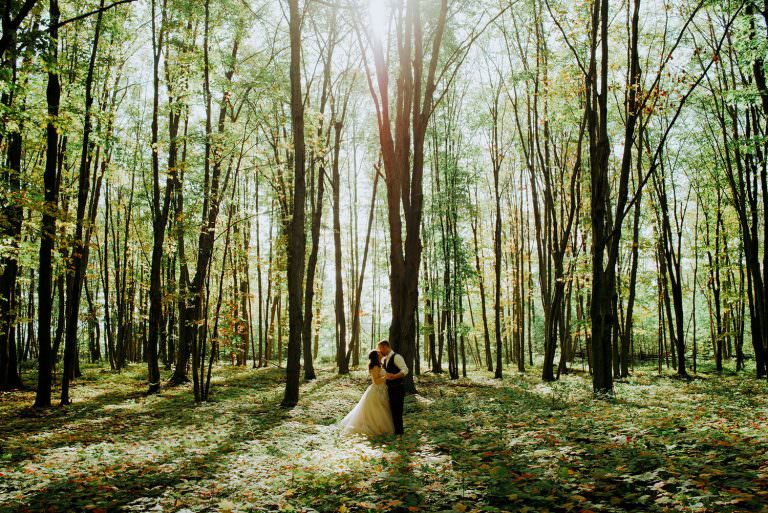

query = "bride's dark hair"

[{"left": 367, "top": 350, "right": 380, "bottom": 370}]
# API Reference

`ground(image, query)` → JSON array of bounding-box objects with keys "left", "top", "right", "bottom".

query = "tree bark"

[
  {"left": 281, "top": 0, "right": 307, "bottom": 407},
  {"left": 146, "top": 0, "right": 176, "bottom": 395},
  {"left": 363, "top": 0, "right": 449, "bottom": 393},
  {"left": 0, "top": 28, "right": 24, "bottom": 390},
  {"left": 471, "top": 212, "right": 492, "bottom": 372},
  {"left": 61, "top": 0, "right": 106, "bottom": 405},
  {"left": 34, "top": 0, "right": 61, "bottom": 408}
]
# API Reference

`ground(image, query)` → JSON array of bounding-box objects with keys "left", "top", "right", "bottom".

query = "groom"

[{"left": 378, "top": 340, "right": 408, "bottom": 435}]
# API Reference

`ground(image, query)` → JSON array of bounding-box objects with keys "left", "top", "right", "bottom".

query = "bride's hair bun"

[{"left": 368, "top": 350, "right": 381, "bottom": 370}]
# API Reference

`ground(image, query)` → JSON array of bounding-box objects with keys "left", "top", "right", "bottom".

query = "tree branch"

[
  {"left": 56, "top": 0, "right": 138, "bottom": 28},
  {"left": 0, "top": 0, "right": 39, "bottom": 55},
  {"left": 608, "top": 0, "right": 746, "bottom": 241}
]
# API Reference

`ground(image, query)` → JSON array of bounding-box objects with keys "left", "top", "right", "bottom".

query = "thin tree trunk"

[
  {"left": 147, "top": 0, "right": 177, "bottom": 394},
  {"left": 350, "top": 165, "right": 381, "bottom": 367},
  {"left": 332, "top": 119, "right": 348, "bottom": 374},
  {"left": 34, "top": 0, "right": 61, "bottom": 408},
  {"left": 60, "top": 0, "right": 107, "bottom": 406}
]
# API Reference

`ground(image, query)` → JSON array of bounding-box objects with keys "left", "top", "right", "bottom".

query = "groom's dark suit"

[{"left": 384, "top": 352, "right": 406, "bottom": 435}]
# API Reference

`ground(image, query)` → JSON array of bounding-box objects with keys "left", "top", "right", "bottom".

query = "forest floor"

[{"left": 1, "top": 362, "right": 768, "bottom": 513}]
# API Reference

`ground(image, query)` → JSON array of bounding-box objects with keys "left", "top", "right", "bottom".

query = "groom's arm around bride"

[{"left": 385, "top": 353, "right": 407, "bottom": 382}]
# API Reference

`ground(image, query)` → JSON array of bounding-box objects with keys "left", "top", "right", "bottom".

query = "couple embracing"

[{"left": 340, "top": 340, "right": 408, "bottom": 437}]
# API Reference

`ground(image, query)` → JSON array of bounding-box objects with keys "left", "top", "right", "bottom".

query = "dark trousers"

[{"left": 387, "top": 383, "right": 405, "bottom": 434}]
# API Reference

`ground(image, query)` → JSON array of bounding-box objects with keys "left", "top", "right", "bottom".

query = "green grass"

[{"left": 1, "top": 363, "right": 767, "bottom": 512}]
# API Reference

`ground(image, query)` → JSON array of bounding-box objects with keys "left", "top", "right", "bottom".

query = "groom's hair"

[{"left": 378, "top": 340, "right": 390, "bottom": 348}]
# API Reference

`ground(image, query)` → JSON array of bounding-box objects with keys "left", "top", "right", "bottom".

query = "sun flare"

[{"left": 367, "top": 0, "right": 389, "bottom": 41}]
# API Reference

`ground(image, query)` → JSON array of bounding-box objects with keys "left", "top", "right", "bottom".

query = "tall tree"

[
  {"left": 61, "top": 0, "right": 108, "bottom": 405},
  {"left": 359, "top": 0, "right": 449, "bottom": 392},
  {"left": 0, "top": 0, "right": 31, "bottom": 390},
  {"left": 488, "top": 82, "right": 505, "bottom": 380},
  {"left": 185, "top": 1, "right": 242, "bottom": 402},
  {"left": 34, "top": 0, "right": 61, "bottom": 408},
  {"left": 145, "top": 0, "right": 176, "bottom": 395},
  {"left": 504, "top": 2, "right": 583, "bottom": 381},
  {"left": 705, "top": 3, "right": 768, "bottom": 377},
  {"left": 282, "top": 0, "right": 307, "bottom": 407},
  {"left": 548, "top": 0, "right": 721, "bottom": 393}
]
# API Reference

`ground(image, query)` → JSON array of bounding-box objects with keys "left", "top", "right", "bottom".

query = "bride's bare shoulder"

[{"left": 369, "top": 366, "right": 384, "bottom": 382}]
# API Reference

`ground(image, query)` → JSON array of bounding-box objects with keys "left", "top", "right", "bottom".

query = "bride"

[{"left": 339, "top": 350, "right": 395, "bottom": 437}]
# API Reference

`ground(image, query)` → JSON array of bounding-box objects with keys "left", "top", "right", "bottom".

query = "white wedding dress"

[{"left": 339, "top": 367, "right": 395, "bottom": 437}]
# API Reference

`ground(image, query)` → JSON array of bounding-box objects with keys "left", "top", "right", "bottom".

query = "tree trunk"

[
  {"left": 281, "top": 0, "right": 307, "bottom": 407},
  {"left": 622, "top": 172, "right": 642, "bottom": 378},
  {"left": 365, "top": 0, "right": 449, "bottom": 393},
  {"left": 471, "top": 214, "right": 492, "bottom": 372},
  {"left": 60, "top": 0, "right": 107, "bottom": 406},
  {"left": 0, "top": 30, "right": 24, "bottom": 390},
  {"left": 332, "top": 119, "right": 348, "bottom": 374},
  {"left": 34, "top": 0, "right": 61, "bottom": 408},
  {"left": 587, "top": 0, "right": 614, "bottom": 395},
  {"left": 147, "top": 0, "right": 176, "bottom": 394},
  {"left": 350, "top": 166, "right": 381, "bottom": 368}
]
